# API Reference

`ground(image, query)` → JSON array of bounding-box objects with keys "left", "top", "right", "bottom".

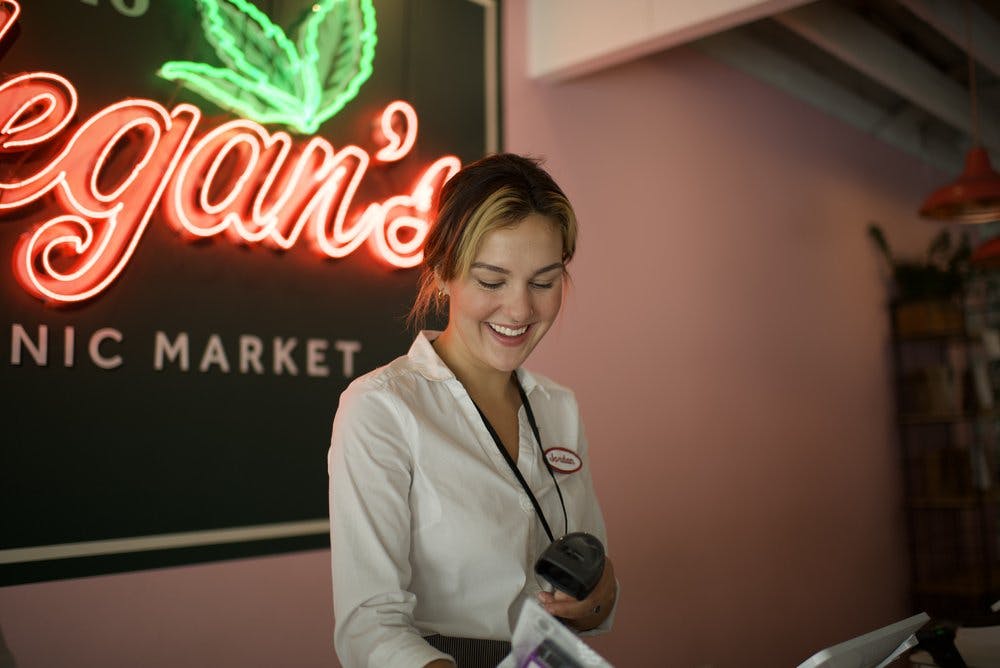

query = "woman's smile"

[{"left": 486, "top": 322, "right": 530, "bottom": 341}]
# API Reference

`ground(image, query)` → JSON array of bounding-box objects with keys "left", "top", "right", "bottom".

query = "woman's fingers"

[{"left": 536, "top": 558, "right": 616, "bottom": 621}]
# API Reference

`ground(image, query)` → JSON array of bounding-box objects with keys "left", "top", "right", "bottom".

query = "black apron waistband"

[{"left": 423, "top": 634, "right": 511, "bottom": 667}]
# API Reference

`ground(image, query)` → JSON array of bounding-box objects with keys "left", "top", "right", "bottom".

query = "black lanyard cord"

[
  {"left": 469, "top": 378, "right": 569, "bottom": 543},
  {"left": 515, "top": 380, "right": 569, "bottom": 539}
]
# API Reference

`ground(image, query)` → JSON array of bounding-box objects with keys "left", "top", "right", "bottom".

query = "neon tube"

[{"left": 0, "top": 2, "right": 460, "bottom": 305}]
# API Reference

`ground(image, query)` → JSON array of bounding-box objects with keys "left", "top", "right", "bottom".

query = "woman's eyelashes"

[{"left": 474, "top": 278, "right": 556, "bottom": 291}]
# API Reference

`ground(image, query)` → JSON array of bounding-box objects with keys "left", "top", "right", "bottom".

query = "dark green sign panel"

[{"left": 0, "top": 0, "right": 498, "bottom": 585}]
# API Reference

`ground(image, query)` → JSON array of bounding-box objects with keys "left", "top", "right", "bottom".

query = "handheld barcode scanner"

[{"left": 534, "top": 532, "right": 605, "bottom": 601}]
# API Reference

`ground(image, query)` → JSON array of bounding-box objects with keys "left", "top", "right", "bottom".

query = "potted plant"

[{"left": 868, "top": 223, "right": 971, "bottom": 336}]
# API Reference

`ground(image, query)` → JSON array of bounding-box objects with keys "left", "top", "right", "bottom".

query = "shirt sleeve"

[
  {"left": 570, "top": 402, "right": 618, "bottom": 637},
  {"left": 328, "top": 382, "right": 453, "bottom": 668}
]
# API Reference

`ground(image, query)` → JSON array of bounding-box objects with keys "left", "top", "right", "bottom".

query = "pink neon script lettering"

[{"left": 0, "top": 0, "right": 461, "bottom": 305}]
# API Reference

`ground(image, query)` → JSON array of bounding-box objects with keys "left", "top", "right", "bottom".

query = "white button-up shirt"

[{"left": 329, "top": 332, "right": 613, "bottom": 668}]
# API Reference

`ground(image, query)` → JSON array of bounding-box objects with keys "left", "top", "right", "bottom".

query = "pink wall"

[
  {"left": 504, "top": 0, "right": 947, "bottom": 665},
  {"left": 0, "top": 3, "right": 954, "bottom": 667},
  {"left": 0, "top": 551, "right": 336, "bottom": 668}
]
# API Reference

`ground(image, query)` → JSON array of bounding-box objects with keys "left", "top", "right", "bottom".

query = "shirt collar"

[
  {"left": 408, "top": 331, "right": 550, "bottom": 400},
  {"left": 407, "top": 331, "right": 453, "bottom": 382},
  {"left": 515, "top": 367, "right": 548, "bottom": 400}
]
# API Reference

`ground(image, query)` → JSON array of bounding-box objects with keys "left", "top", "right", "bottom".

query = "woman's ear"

[{"left": 434, "top": 271, "right": 447, "bottom": 298}]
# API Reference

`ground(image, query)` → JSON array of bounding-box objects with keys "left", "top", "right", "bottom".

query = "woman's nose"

[{"left": 505, "top": 287, "right": 534, "bottom": 323}]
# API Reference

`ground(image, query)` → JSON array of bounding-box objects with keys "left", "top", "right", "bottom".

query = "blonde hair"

[{"left": 408, "top": 154, "right": 577, "bottom": 330}]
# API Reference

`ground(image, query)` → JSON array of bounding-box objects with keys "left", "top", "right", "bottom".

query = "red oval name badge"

[{"left": 544, "top": 447, "right": 582, "bottom": 474}]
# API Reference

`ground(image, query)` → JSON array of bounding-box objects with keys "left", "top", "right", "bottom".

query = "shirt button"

[{"left": 519, "top": 495, "right": 532, "bottom": 512}]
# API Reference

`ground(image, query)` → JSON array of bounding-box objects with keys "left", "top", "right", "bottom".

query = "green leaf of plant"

[
  {"left": 196, "top": 0, "right": 301, "bottom": 96},
  {"left": 926, "top": 229, "right": 951, "bottom": 266},
  {"left": 297, "top": 0, "right": 377, "bottom": 129},
  {"left": 949, "top": 233, "right": 971, "bottom": 273},
  {"left": 867, "top": 223, "right": 892, "bottom": 265}
]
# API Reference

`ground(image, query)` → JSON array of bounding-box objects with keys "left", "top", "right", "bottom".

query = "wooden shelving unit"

[{"left": 890, "top": 284, "right": 1000, "bottom": 620}]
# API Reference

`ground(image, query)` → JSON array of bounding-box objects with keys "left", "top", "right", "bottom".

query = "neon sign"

[
  {"left": 158, "top": 0, "right": 377, "bottom": 134},
  {"left": 0, "top": 0, "right": 461, "bottom": 305}
]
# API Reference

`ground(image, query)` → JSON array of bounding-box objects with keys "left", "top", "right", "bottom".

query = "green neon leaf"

[
  {"left": 298, "top": 0, "right": 378, "bottom": 129},
  {"left": 197, "top": 0, "right": 300, "bottom": 88},
  {"left": 157, "top": 0, "right": 377, "bottom": 135},
  {"left": 158, "top": 61, "right": 300, "bottom": 126}
]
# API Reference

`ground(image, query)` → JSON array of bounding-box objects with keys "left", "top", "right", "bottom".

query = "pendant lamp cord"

[{"left": 965, "top": 0, "right": 981, "bottom": 147}]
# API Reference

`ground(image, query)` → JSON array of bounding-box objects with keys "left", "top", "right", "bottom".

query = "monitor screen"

[{"left": 797, "top": 612, "right": 930, "bottom": 668}]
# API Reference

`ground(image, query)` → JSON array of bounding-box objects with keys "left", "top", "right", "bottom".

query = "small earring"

[{"left": 438, "top": 288, "right": 447, "bottom": 299}]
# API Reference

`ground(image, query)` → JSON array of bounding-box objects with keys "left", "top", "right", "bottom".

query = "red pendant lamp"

[
  {"left": 971, "top": 234, "right": 1000, "bottom": 267},
  {"left": 920, "top": 147, "right": 1000, "bottom": 224},
  {"left": 919, "top": 1, "right": 1000, "bottom": 225}
]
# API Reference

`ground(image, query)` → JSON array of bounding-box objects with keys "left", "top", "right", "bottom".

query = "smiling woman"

[
  {"left": 327, "top": 154, "right": 617, "bottom": 668},
  {"left": 431, "top": 213, "right": 565, "bottom": 397}
]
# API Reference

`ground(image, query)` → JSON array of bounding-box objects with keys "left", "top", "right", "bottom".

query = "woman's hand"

[{"left": 536, "top": 556, "right": 617, "bottom": 632}]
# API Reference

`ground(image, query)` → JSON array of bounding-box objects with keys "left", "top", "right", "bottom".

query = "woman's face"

[{"left": 440, "top": 213, "right": 565, "bottom": 377}]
